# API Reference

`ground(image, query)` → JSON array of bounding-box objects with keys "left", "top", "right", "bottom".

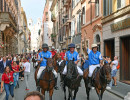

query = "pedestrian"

[
  {"left": 111, "top": 56, "right": 119, "bottom": 86},
  {"left": 24, "top": 91, "right": 44, "bottom": 100},
  {"left": 82, "top": 56, "right": 89, "bottom": 71},
  {"left": 0, "top": 57, "right": 11, "bottom": 75},
  {"left": 50, "top": 46, "right": 57, "bottom": 58},
  {"left": 23, "top": 58, "right": 31, "bottom": 90},
  {"left": 1, "top": 66, "right": 15, "bottom": 100},
  {"left": 60, "top": 48, "right": 66, "bottom": 60},
  {"left": 19, "top": 58, "right": 24, "bottom": 81},
  {"left": 12, "top": 60, "right": 20, "bottom": 88}
]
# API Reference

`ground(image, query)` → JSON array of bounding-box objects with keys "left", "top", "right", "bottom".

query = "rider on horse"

[
  {"left": 50, "top": 46, "right": 57, "bottom": 58},
  {"left": 85, "top": 44, "right": 103, "bottom": 88},
  {"left": 37, "top": 43, "right": 58, "bottom": 91},
  {"left": 62, "top": 43, "right": 83, "bottom": 78}
]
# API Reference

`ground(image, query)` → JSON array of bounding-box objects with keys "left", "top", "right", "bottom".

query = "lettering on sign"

[{"left": 111, "top": 18, "right": 130, "bottom": 32}]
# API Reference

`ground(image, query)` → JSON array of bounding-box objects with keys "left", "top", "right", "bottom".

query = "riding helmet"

[
  {"left": 42, "top": 43, "right": 48, "bottom": 48},
  {"left": 69, "top": 43, "right": 75, "bottom": 48}
]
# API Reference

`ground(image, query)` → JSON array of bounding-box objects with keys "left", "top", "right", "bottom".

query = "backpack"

[{"left": 117, "top": 62, "right": 120, "bottom": 70}]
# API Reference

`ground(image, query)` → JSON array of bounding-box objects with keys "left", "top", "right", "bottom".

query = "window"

[
  {"left": 77, "top": 14, "right": 81, "bottom": 34},
  {"left": 95, "top": 0, "right": 99, "bottom": 16},
  {"left": 0, "top": 0, "right": 3, "bottom": 11},
  {"left": 71, "top": 21, "right": 74, "bottom": 36},
  {"left": 72, "top": 0, "right": 75, "bottom": 9},
  {"left": 4, "top": 0, "right": 6, "bottom": 12},
  {"left": 46, "top": 12, "right": 48, "bottom": 16},
  {"left": 117, "top": 0, "right": 125, "bottom": 9},
  {"left": 117, "top": 0, "right": 121, "bottom": 9},
  {"left": 82, "top": 7, "right": 85, "bottom": 25},
  {"left": 103, "top": 0, "right": 108, "bottom": 16},
  {"left": 109, "top": 0, "right": 112, "bottom": 14}
]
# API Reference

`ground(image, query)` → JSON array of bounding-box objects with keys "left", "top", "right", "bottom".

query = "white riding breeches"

[
  {"left": 62, "top": 65, "right": 83, "bottom": 76},
  {"left": 88, "top": 64, "right": 100, "bottom": 77},
  {"left": 37, "top": 66, "right": 58, "bottom": 79}
]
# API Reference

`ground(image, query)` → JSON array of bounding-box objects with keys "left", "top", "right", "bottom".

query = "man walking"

[{"left": 23, "top": 58, "right": 30, "bottom": 90}]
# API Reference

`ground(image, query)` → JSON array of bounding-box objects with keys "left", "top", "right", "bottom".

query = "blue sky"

[{"left": 21, "top": 0, "right": 45, "bottom": 24}]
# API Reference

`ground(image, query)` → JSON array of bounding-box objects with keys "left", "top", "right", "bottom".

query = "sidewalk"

[{"left": 106, "top": 81, "right": 130, "bottom": 99}]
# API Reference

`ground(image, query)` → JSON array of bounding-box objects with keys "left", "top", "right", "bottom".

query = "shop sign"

[{"left": 111, "top": 17, "right": 130, "bottom": 32}]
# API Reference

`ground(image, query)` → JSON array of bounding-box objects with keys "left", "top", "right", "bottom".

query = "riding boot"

[
  {"left": 36, "top": 79, "right": 40, "bottom": 92},
  {"left": 88, "top": 77, "right": 92, "bottom": 88},
  {"left": 54, "top": 78, "right": 59, "bottom": 90}
]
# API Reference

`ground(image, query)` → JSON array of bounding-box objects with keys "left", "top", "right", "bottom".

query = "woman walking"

[
  {"left": 1, "top": 66, "right": 15, "bottom": 100},
  {"left": 12, "top": 61, "right": 20, "bottom": 88}
]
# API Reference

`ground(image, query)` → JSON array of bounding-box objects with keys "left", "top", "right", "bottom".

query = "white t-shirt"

[
  {"left": 112, "top": 60, "right": 118, "bottom": 71},
  {"left": 24, "top": 62, "right": 30, "bottom": 72}
]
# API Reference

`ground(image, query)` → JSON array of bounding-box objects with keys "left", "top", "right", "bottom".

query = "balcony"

[
  {"left": 0, "top": 12, "right": 17, "bottom": 31},
  {"left": 51, "top": 13, "right": 56, "bottom": 22}
]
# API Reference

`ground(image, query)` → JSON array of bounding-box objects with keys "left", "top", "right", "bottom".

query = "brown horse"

[
  {"left": 35, "top": 58, "right": 55, "bottom": 100},
  {"left": 83, "top": 63, "right": 111, "bottom": 100},
  {"left": 52, "top": 53, "right": 61, "bottom": 72}
]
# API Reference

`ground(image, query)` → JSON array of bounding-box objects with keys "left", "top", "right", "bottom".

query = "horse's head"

[
  {"left": 44, "top": 57, "right": 54, "bottom": 72},
  {"left": 66, "top": 59, "right": 77, "bottom": 79},
  {"left": 53, "top": 53, "right": 61, "bottom": 60},
  {"left": 102, "top": 63, "right": 111, "bottom": 84}
]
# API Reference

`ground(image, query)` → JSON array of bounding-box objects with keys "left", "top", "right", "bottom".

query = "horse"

[
  {"left": 62, "top": 59, "right": 82, "bottom": 100},
  {"left": 35, "top": 58, "right": 55, "bottom": 100},
  {"left": 83, "top": 63, "right": 111, "bottom": 100},
  {"left": 52, "top": 53, "right": 61, "bottom": 73}
]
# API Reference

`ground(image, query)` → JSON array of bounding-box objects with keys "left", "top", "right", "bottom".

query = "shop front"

[{"left": 102, "top": 8, "right": 130, "bottom": 82}]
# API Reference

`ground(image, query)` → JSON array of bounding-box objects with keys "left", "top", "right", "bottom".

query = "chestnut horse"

[
  {"left": 35, "top": 58, "right": 55, "bottom": 100},
  {"left": 83, "top": 63, "right": 111, "bottom": 100},
  {"left": 52, "top": 53, "right": 61, "bottom": 73}
]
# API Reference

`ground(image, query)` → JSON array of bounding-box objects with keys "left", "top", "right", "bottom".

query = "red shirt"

[
  {"left": 60, "top": 52, "right": 65, "bottom": 60},
  {"left": 12, "top": 65, "right": 19, "bottom": 72},
  {"left": 50, "top": 51, "right": 57, "bottom": 58},
  {"left": 2, "top": 71, "right": 14, "bottom": 84}
]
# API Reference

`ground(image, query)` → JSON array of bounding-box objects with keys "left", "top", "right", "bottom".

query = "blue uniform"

[
  {"left": 38, "top": 51, "right": 52, "bottom": 67},
  {"left": 87, "top": 48, "right": 103, "bottom": 65},
  {"left": 65, "top": 51, "right": 80, "bottom": 64}
]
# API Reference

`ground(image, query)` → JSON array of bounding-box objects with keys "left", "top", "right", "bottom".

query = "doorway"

[
  {"left": 120, "top": 36, "right": 130, "bottom": 82},
  {"left": 104, "top": 39, "right": 115, "bottom": 60}
]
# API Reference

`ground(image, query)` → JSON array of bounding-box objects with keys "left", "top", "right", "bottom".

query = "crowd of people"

[
  {"left": 0, "top": 54, "right": 31, "bottom": 100},
  {"left": 0, "top": 43, "right": 120, "bottom": 100}
]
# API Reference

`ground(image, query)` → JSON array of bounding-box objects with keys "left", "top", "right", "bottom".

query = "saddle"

[
  {"left": 39, "top": 69, "right": 55, "bottom": 80},
  {"left": 91, "top": 67, "right": 100, "bottom": 86}
]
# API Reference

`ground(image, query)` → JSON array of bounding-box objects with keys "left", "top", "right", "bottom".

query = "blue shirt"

[
  {"left": 38, "top": 51, "right": 52, "bottom": 67},
  {"left": 87, "top": 48, "right": 103, "bottom": 65},
  {"left": 82, "top": 60, "right": 89, "bottom": 70},
  {"left": 65, "top": 51, "right": 79, "bottom": 64}
]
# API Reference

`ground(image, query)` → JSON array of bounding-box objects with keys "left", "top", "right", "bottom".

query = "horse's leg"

[
  {"left": 63, "top": 85, "right": 66, "bottom": 100},
  {"left": 68, "top": 88, "right": 72, "bottom": 100},
  {"left": 101, "top": 88, "right": 105, "bottom": 99},
  {"left": 49, "top": 89, "right": 54, "bottom": 100},
  {"left": 86, "top": 87, "right": 90, "bottom": 100},
  {"left": 95, "top": 88, "right": 101, "bottom": 100},
  {"left": 41, "top": 89, "right": 45, "bottom": 100},
  {"left": 73, "top": 87, "right": 79, "bottom": 100}
]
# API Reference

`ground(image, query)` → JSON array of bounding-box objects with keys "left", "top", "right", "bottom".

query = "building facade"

[
  {"left": 42, "top": 0, "right": 53, "bottom": 49},
  {"left": 28, "top": 18, "right": 41, "bottom": 52},
  {"left": 0, "top": 0, "right": 19, "bottom": 56},
  {"left": 81, "top": 0, "right": 103, "bottom": 56},
  {"left": 102, "top": 0, "right": 130, "bottom": 83}
]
